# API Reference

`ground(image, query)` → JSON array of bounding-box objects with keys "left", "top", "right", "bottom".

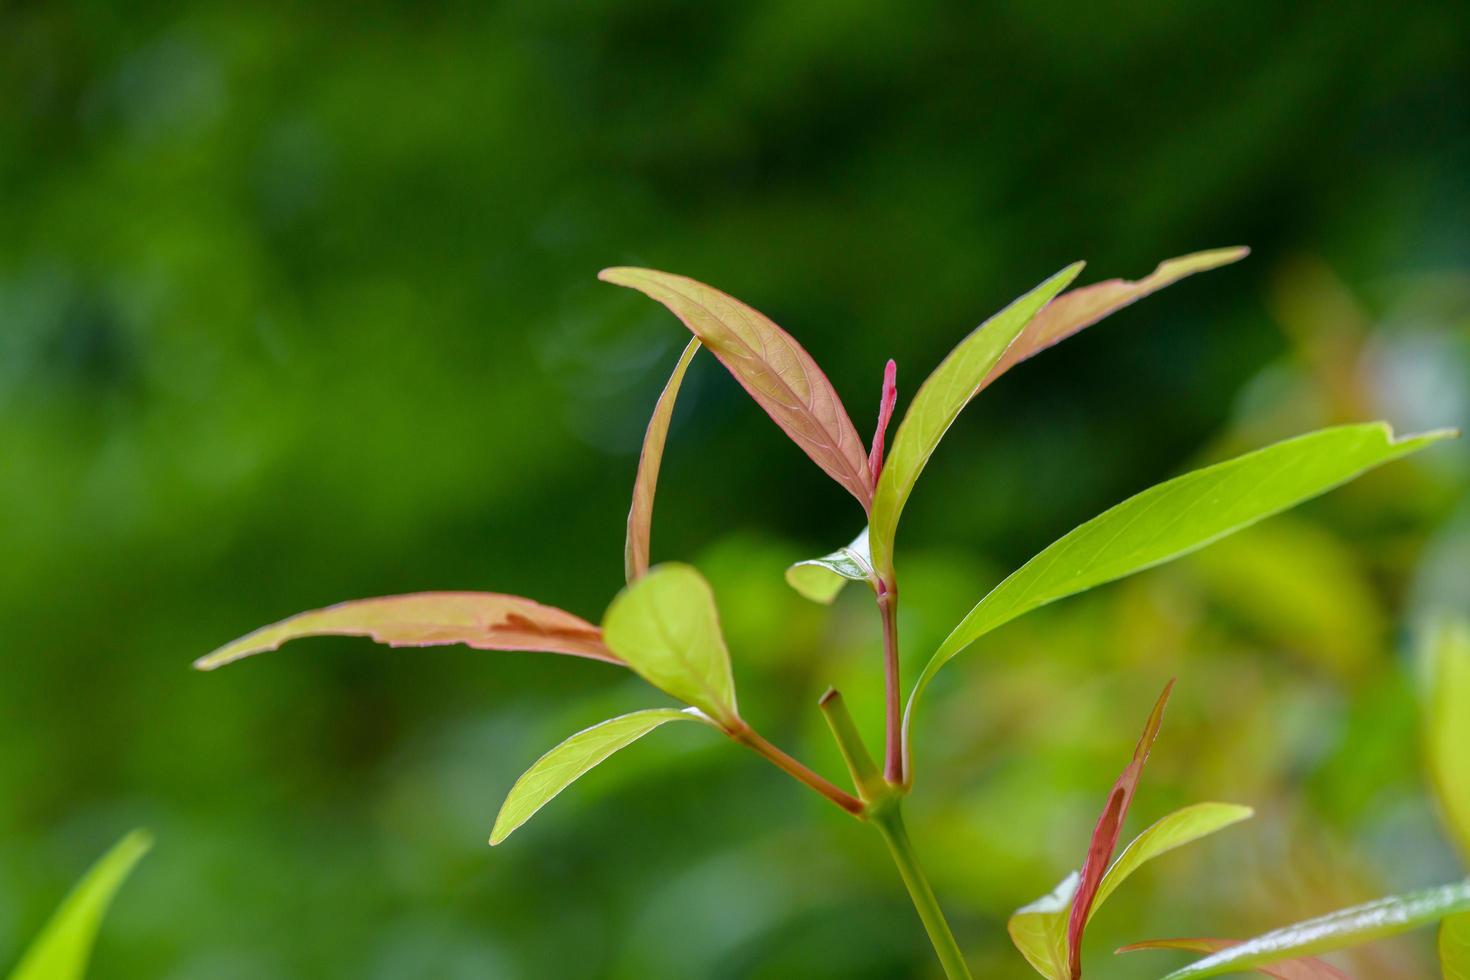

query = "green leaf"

[
  {"left": 602, "top": 563, "right": 740, "bottom": 727},
  {"left": 1091, "top": 802, "right": 1253, "bottom": 914},
  {"left": 195, "top": 592, "right": 618, "bottom": 670},
  {"left": 1008, "top": 872, "right": 1077, "bottom": 980},
  {"left": 1443, "top": 913, "right": 1470, "bottom": 980},
  {"left": 626, "top": 338, "right": 701, "bottom": 581},
  {"left": 1157, "top": 879, "right": 1470, "bottom": 978},
  {"left": 490, "top": 708, "right": 711, "bottom": 845},
  {"left": 600, "top": 267, "right": 873, "bottom": 510},
  {"left": 977, "top": 248, "right": 1249, "bottom": 395},
  {"left": 785, "top": 528, "right": 876, "bottom": 604},
  {"left": 1117, "top": 939, "right": 1349, "bottom": 979},
  {"left": 8, "top": 830, "right": 152, "bottom": 980},
  {"left": 870, "top": 263, "right": 1084, "bottom": 577},
  {"left": 1426, "top": 617, "right": 1470, "bottom": 861},
  {"left": 905, "top": 423, "right": 1454, "bottom": 751}
]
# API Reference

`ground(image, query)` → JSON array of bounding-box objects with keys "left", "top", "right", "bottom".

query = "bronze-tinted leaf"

[
  {"left": 1066, "top": 681, "right": 1174, "bottom": 977},
  {"left": 600, "top": 267, "right": 873, "bottom": 510},
  {"left": 1118, "top": 938, "right": 1350, "bottom": 979},
  {"left": 977, "top": 248, "right": 1248, "bottom": 394},
  {"left": 195, "top": 592, "right": 617, "bottom": 670}
]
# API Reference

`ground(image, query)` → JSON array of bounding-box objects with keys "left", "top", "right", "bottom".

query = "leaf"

[
  {"left": 905, "top": 423, "right": 1455, "bottom": 743},
  {"left": 1187, "top": 518, "right": 1383, "bottom": 680},
  {"left": 869, "top": 262, "right": 1084, "bottom": 577},
  {"left": 1443, "top": 913, "right": 1470, "bottom": 980},
  {"left": 600, "top": 267, "right": 872, "bottom": 510},
  {"left": 601, "top": 563, "right": 740, "bottom": 727},
  {"left": 977, "top": 248, "right": 1249, "bottom": 395},
  {"left": 785, "top": 528, "right": 876, "bottom": 604},
  {"left": 1091, "top": 802, "right": 1254, "bottom": 914},
  {"left": 1426, "top": 617, "right": 1470, "bottom": 861},
  {"left": 1066, "top": 681, "right": 1173, "bottom": 977},
  {"left": 1009, "top": 872, "right": 1078, "bottom": 980},
  {"left": 1117, "top": 938, "right": 1350, "bottom": 979},
  {"left": 626, "top": 337, "right": 701, "bottom": 581},
  {"left": 194, "top": 592, "right": 618, "bottom": 670},
  {"left": 868, "top": 358, "right": 898, "bottom": 483},
  {"left": 490, "top": 708, "right": 711, "bottom": 845},
  {"left": 1155, "top": 879, "right": 1470, "bottom": 978},
  {"left": 8, "top": 829, "right": 152, "bottom": 980}
]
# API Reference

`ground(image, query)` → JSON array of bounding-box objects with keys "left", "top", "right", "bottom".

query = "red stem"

[
  {"left": 878, "top": 580, "right": 903, "bottom": 784},
  {"left": 730, "top": 722, "right": 866, "bottom": 816}
]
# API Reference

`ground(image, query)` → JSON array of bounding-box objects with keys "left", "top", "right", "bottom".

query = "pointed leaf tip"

[
  {"left": 1066, "top": 681, "right": 1174, "bottom": 976},
  {"left": 977, "top": 247, "right": 1251, "bottom": 395},
  {"left": 195, "top": 592, "right": 618, "bottom": 670},
  {"left": 600, "top": 266, "right": 872, "bottom": 510}
]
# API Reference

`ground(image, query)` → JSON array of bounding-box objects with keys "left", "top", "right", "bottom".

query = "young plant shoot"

[{"left": 197, "top": 249, "right": 1456, "bottom": 977}]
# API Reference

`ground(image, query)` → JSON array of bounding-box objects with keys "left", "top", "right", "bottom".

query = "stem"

[
  {"left": 877, "top": 583, "right": 904, "bottom": 784},
  {"left": 730, "top": 722, "right": 866, "bottom": 816},
  {"left": 872, "top": 804, "right": 972, "bottom": 980},
  {"left": 818, "top": 688, "right": 885, "bottom": 801}
]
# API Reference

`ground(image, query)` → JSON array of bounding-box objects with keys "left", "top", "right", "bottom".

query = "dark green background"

[{"left": 2, "top": 2, "right": 1468, "bottom": 976}]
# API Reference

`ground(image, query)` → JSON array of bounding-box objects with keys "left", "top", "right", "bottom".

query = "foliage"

[{"left": 195, "top": 253, "right": 1453, "bottom": 976}]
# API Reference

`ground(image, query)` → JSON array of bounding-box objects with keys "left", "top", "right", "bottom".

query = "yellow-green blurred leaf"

[
  {"left": 1188, "top": 518, "right": 1383, "bottom": 679},
  {"left": 1426, "top": 618, "right": 1470, "bottom": 860},
  {"left": 8, "top": 830, "right": 151, "bottom": 980}
]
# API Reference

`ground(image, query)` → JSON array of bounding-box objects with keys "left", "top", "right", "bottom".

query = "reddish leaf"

[
  {"left": 195, "top": 593, "right": 618, "bottom": 670},
  {"left": 1066, "top": 680, "right": 1175, "bottom": 977},
  {"left": 977, "top": 248, "right": 1249, "bottom": 395},
  {"left": 869, "top": 359, "right": 898, "bottom": 483},
  {"left": 600, "top": 267, "right": 873, "bottom": 510},
  {"left": 1117, "top": 938, "right": 1351, "bottom": 979},
  {"left": 626, "top": 338, "right": 700, "bottom": 581}
]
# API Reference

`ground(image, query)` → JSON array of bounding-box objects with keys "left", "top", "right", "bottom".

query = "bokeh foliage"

[{"left": 1, "top": 2, "right": 1467, "bottom": 977}]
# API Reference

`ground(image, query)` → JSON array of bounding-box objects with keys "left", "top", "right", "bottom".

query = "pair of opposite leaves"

[
  {"left": 1022, "top": 627, "right": 1470, "bottom": 980},
  {"left": 195, "top": 251, "right": 1452, "bottom": 845}
]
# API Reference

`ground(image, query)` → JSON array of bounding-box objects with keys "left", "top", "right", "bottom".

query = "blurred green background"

[{"left": 2, "top": 2, "right": 1468, "bottom": 977}]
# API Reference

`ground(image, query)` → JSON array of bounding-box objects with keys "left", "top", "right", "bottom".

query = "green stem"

[
  {"left": 872, "top": 804, "right": 972, "bottom": 980},
  {"left": 818, "top": 688, "right": 886, "bottom": 801}
]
